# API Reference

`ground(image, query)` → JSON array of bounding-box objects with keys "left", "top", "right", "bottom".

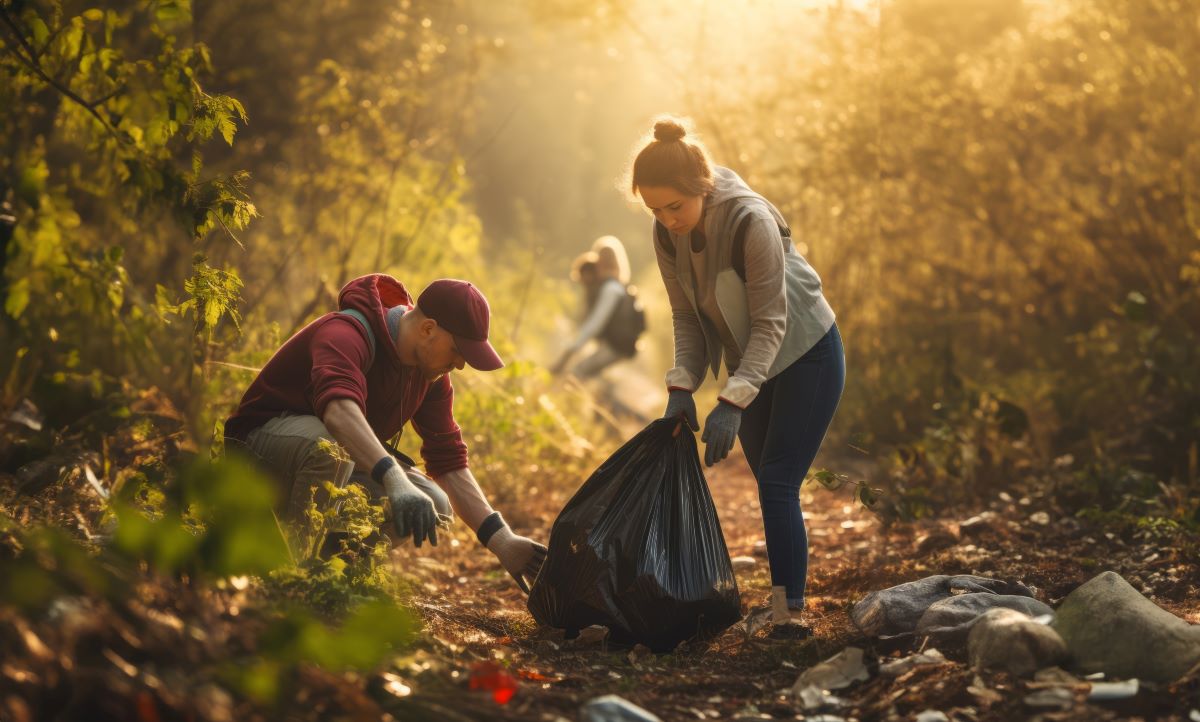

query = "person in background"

[
  {"left": 627, "top": 117, "right": 845, "bottom": 634},
  {"left": 550, "top": 236, "right": 644, "bottom": 379},
  {"left": 224, "top": 274, "right": 546, "bottom": 593}
]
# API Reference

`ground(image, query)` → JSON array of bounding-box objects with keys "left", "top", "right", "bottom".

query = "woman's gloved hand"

[
  {"left": 702, "top": 401, "right": 743, "bottom": 467},
  {"left": 663, "top": 389, "right": 699, "bottom": 432}
]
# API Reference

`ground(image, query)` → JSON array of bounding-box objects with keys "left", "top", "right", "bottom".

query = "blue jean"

[{"left": 738, "top": 323, "right": 845, "bottom": 608}]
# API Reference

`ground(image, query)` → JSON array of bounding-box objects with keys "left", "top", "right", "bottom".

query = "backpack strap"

[
  {"left": 337, "top": 308, "right": 376, "bottom": 366},
  {"left": 731, "top": 211, "right": 792, "bottom": 282},
  {"left": 659, "top": 213, "right": 790, "bottom": 283}
]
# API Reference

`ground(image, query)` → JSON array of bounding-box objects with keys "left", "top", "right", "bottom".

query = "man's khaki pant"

[{"left": 240, "top": 414, "right": 452, "bottom": 531}]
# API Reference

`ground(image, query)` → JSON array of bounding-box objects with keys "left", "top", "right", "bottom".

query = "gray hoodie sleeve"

[
  {"left": 718, "top": 216, "right": 787, "bottom": 408},
  {"left": 654, "top": 228, "right": 707, "bottom": 391},
  {"left": 568, "top": 278, "right": 625, "bottom": 352}
]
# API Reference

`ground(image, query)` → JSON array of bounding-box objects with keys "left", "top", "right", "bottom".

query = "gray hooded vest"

[{"left": 655, "top": 166, "right": 836, "bottom": 408}]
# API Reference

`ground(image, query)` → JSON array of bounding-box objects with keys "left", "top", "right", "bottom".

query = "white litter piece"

[{"left": 1088, "top": 678, "right": 1139, "bottom": 701}]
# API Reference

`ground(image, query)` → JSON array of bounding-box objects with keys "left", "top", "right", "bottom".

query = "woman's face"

[{"left": 639, "top": 186, "right": 705, "bottom": 235}]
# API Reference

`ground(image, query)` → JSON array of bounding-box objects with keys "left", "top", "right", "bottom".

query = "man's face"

[
  {"left": 640, "top": 185, "right": 705, "bottom": 235},
  {"left": 415, "top": 321, "right": 466, "bottom": 381}
]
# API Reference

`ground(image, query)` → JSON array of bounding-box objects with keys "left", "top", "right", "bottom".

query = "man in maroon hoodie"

[{"left": 225, "top": 274, "right": 545, "bottom": 592}]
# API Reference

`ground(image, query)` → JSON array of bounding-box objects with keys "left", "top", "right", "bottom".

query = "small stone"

[
  {"left": 627, "top": 644, "right": 652, "bottom": 665},
  {"left": 968, "top": 608, "right": 1067, "bottom": 677},
  {"left": 959, "top": 512, "right": 998, "bottom": 536},
  {"left": 730, "top": 556, "right": 757, "bottom": 570},
  {"left": 1023, "top": 687, "right": 1074, "bottom": 709},
  {"left": 914, "top": 525, "right": 959, "bottom": 555},
  {"left": 914, "top": 712, "right": 948, "bottom": 722},
  {"left": 1029, "top": 511, "right": 1050, "bottom": 525},
  {"left": 572, "top": 625, "right": 610, "bottom": 647}
]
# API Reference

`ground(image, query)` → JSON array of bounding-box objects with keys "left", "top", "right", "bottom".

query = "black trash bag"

[{"left": 527, "top": 418, "right": 741, "bottom": 651}]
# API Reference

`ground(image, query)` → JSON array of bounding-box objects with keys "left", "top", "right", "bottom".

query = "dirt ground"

[
  {"left": 391, "top": 449, "right": 1200, "bottom": 722},
  {"left": 3, "top": 409, "right": 1199, "bottom": 722}
]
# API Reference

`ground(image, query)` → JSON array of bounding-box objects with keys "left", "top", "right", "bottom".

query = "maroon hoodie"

[{"left": 224, "top": 274, "right": 468, "bottom": 476}]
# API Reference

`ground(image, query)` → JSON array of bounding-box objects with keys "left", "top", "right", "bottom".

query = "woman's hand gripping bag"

[{"left": 527, "top": 419, "right": 741, "bottom": 651}]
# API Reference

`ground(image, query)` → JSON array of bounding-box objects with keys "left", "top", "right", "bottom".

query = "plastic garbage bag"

[{"left": 527, "top": 419, "right": 741, "bottom": 651}]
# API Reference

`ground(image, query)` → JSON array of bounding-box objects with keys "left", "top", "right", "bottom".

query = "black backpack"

[{"left": 602, "top": 285, "right": 646, "bottom": 357}]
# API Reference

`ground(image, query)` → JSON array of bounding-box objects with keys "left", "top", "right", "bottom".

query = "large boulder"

[
  {"left": 1052, "top": 571, "right": 1200, "bottom": 682},
  {"left": 851, "top": 575, "right": 1035, "bottom": 637},
  {"left": 916, "top": 593, "right": 1054, "bottom": 647},
  {"left": 968, "top": 608, "right": 1068, "bottom": 676}
]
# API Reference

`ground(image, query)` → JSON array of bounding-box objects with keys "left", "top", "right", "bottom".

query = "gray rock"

[
  {"left": 851, "top": 575, "right": 1035, "bottom": 637},
  {"left": 580, "top": 695, "right": 662, "bottom": 722},
  {"left": 1052, "top": 571, "right": 1200, "bottom": 683},
  {"left": 968, "top": 608, "right": 1068, "bottom": 676},
  {"left": 916, "top": 593, "right": 1054, "bottom": 647}
]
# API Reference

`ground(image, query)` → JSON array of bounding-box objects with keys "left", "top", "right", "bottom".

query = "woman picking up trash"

[{"left": 626, "top": 117, "right": 845, "bottom": 633}]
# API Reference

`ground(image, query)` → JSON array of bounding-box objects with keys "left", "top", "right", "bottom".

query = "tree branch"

[{"left": 0, "top": 8, "right": 125, "bottom": 142}]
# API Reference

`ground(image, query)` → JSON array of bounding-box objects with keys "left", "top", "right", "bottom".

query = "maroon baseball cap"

[{"left": 416, "top": 279, "right": 504, "bottom": 371}]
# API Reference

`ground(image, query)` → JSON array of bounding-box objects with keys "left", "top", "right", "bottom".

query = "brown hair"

[
  {"left": 628, "top": 116, "right": 715, "bottom": 199},
  {"left": 570, "top": 256, "right": 599, "bottom": 283}
]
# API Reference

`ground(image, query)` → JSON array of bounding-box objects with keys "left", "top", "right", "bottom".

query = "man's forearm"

[
  {"left": 321, "top": 398, "right": 393, "bottom": 475},
  {"left": 433, "top": 467, "right": 495, "bottom": 531}
]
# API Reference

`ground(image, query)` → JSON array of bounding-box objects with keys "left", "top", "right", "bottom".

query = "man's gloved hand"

[
  {"left": 381, "top": 463, "right": 438, "bottom": 547},
  {"left": 702, "top": 401, "right": 743, "bottom": 467},
  {"left": 663, "top": 389, "right": 699, "bottom": 432},
  {"left": 477, "top": 512, "right": 547, "bottom": 593}
]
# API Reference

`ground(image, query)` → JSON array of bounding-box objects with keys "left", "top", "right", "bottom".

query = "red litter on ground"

[{"left": 468, "top": 661, "right": 519, "bottom": 704}]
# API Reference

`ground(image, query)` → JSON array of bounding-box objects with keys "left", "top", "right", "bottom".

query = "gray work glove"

[
  {"left": 663, "top": 389, "right": 699, "bottom": 432},
  {"left": 702, "top": 401, "right": 743, "bottom": 467},
  {"left": 484, "top": 523, "right": 548, "bottom": 594},
  {"left": 381, "top": 464, "right": 438, "bottom": 547}
]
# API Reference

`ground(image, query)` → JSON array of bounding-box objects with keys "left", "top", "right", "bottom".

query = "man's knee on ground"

[{"left": 287, "top": 440, "right": 353, "bottom": 517}]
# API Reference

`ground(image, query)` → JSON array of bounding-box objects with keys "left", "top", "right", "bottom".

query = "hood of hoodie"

[
  {"left": 336, "top": 274, "right": 413, "bottom": 360},
  {"left": 706, "top": 166, "right": 788, "bottom": 229}
]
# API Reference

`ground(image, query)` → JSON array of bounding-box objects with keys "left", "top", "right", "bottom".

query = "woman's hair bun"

[{"left": 653, "top": 118, "right": 687, "bottom": 143}]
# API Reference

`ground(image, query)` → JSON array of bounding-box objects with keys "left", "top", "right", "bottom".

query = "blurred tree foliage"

[
  {"left": 0, "top": 0, "right": 254, "bottom": 426},
  {"left": 190, "top": 0, "right": 498, "bottom": 332},
  {"left": 3, "top": 0, "right": 1197, "bottom": 522},
  {"left": 0, "top": 455, "right": 417, "bottom": 712},
  {"left": 700, "top": 0, "right": 1199, "bottom": 509}
]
